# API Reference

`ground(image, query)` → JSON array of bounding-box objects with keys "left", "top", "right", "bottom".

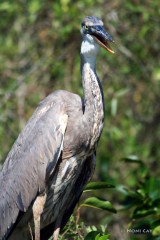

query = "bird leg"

[
  {"left": 53, "top": 227, "right": 60, "bottom": 240},
  {"left": 53, "top": 217, "right": 62, "bottom": 240},
  {"left": 28, "top": 222, "right": 34, "bottom": 240},
  {"left": 32, "top": 193, "right": 47, "bottom": 240}
]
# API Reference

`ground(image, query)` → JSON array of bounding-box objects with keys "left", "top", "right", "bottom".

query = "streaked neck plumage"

[{"left": 80, "top": 35, "right": 104, "bottom": 148}]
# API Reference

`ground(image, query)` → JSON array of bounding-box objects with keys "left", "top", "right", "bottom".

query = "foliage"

[
  {"left": 0, "top": 0, "right": 160, "bottom": 239},
  {"left": 57, "top": 215, "right": 110, "bottom": 240},
  {"left": 117, "top": 157, "right": 160, "bottom": 239},
  {"left": 80, "top": 181, "right": 116, "bottom": 214}
]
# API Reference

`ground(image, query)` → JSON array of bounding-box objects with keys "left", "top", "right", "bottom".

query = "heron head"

[{"left": 81, "top": 16, "right": 114, "bottom": 55}]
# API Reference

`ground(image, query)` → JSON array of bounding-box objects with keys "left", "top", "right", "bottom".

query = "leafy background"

[{"left": 0, "top": 0, "right": 160, "bottom": 239}]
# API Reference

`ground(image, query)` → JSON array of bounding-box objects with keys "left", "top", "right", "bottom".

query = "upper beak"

[{"left": 90, "top": 25, "right": 114, "bottom": 54}]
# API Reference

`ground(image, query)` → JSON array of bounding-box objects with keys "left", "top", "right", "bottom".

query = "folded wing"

[{"left": 0, "top": 94, "right": 68, "bottom": 239}]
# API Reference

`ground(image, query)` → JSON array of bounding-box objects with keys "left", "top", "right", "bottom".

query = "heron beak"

[{"left": 91, "top": 25, "right": 114, "bottom": 54}]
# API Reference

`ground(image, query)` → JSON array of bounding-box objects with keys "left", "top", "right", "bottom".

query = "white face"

[{"left": 80, "top": 29, "right": 100, "bottom": 57}]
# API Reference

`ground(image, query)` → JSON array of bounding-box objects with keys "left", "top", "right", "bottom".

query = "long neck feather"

[{"left": 81, "top": 45, "right": 104, "bottom": 148}]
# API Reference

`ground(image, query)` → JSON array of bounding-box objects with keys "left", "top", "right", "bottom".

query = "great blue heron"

[{"left": 0, "top": 16, "right": 114, "bottom": 240}]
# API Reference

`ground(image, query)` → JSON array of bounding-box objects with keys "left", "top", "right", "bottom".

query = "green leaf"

[
  {"left": 143, "top": 177, "right": 160, "bottom": 201},
  {"left": 115, "top": 88, "right": 130, "bottom": 98},
  {"left": 0, "top": 2, "right": 16, "bottom": 12},
  {"left": 136, "top": 189, "right": 146, "bottom": 198},
  {"left": 95, "top": 233, "right": 101, "bottom": 240},
  {"left": 81, "top": 197, "right": 117, "bottom": 213},
  {"left": 99, "top": 235, "right": 110, "bottom": 240},
  {"left": 122, "top": 155, "right": 143, "bottom": 164},
  {"left": 118, "top": 186, "right": 143, "bottom": 200},
  {"left": 111, "top": 98, "right": 118, "bottom": 116},
  {"left": 84, "top": 231, "right": 100, "bottom": 240},
  {"left": 152, "top": 226, "right": 160, "bottom": 236},
  {"left": 84, "top": 182, "right": 115, "bottom": 192},
  {"left": 132, "top": 208, "right": 156, "bottom": 219},
  {"left": 151, "top": 219, "right": 160, "bottom": 229}
]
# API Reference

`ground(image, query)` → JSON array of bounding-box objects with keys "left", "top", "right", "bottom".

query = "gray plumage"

[{"left": 0, "top": 16, "right": 114, "bottom": 240}]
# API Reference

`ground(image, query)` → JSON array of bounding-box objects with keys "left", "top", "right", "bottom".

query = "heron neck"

[{"left": 81, "top": 53, "right": 104, "bottom": 147}]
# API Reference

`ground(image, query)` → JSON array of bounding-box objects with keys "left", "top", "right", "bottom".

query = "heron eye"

[{"left": 84, "top": 25, "right": 89, "bottom": 30}]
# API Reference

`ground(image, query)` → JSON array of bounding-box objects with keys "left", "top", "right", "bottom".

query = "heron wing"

[{"left": 0, "top": 93, "right": 68, "bottom": 239}]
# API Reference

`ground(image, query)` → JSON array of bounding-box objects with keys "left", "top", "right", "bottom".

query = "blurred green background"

[{"left": 0, "top": 0, "right": 160, "bottom": 239}]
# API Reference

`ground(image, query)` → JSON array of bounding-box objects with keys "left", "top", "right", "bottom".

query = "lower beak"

[{"left": 94, "top": 36, "right": 114, "bottom": 54}]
